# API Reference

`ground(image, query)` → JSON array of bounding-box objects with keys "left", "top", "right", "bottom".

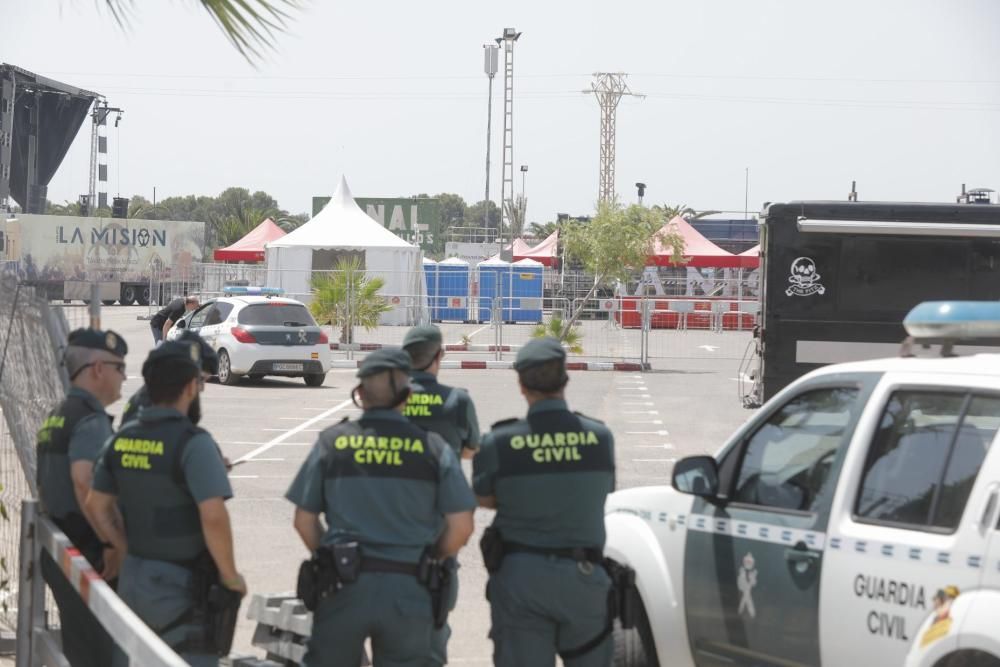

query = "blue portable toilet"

[
  {"left": 437, "top": 257, "right": 470, "bottom": 322},
  {"left": 422, "top": 257, "right": 438, "bottom": 317},
  {"left": 476, "top": 256, "right": 511, "bottom": 323},
  {"left": 511, "top": 258, "right": 544, "bottom": 323}
]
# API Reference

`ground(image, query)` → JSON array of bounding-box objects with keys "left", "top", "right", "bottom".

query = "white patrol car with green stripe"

[{"left": 605, "top": 302, "right": 1000, "bottom": 667}]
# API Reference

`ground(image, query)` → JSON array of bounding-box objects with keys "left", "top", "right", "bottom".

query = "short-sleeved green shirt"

[
  {"left": 473, "top": 399, "right": 615, "bottom": 549},
  {"left": 404, "top": 370, "right": 481, "bottom": 455},
  {"left": 286, "top": 408, "right": 475, "bottom": 562}
]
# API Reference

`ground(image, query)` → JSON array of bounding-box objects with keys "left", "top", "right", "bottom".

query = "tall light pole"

[
  {"left": 583, "top": 73, "right": 643, "bottom": 204},
  {"left": 483, "top": 44, "right": 499, "bottom": 236},
  {"left": 520, "top": 164, "right": 528, "bottom": 200},
  {"left": 497, "top": 27, "right": 521, "bottom": 258}
]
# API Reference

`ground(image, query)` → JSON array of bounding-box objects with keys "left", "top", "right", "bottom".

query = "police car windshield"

[{"left": 237, "top": 303, "right": 316, "bottom": 327}]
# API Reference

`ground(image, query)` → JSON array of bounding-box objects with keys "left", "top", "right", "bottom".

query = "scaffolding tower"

[{"left": 583, "top": 73, "right": 643, "bottom": 204}]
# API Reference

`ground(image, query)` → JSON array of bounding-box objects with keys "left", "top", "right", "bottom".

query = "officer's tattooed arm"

[
  {"left": 84, "top": 489, "right": 127, "bottom": 580},
  {"left": 199, "top": 498, "right": 246, "bottom": 595},
  {"left": 436, "top": 510, "right": 474, "bottom": 558},
  {"left": 293, "top": 508, "right": 324, "bottom": 553}
]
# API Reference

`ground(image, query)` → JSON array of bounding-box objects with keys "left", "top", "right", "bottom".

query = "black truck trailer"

[{"left": 750, "top": 199, "right": 1000, "bottom": 404}]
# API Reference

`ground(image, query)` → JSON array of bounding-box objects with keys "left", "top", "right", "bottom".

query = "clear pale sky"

[{"left": 7, "top": 0, "right": 1000, "bottom": 222}]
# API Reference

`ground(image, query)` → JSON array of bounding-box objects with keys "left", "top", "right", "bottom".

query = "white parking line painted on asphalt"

[
  {"left": 262, "top": 428, "right": 322, "bottom": 432},
  {"left": 620, "top": 394, "right": 652, "bottom": 399},
  {"left": 461, "top": 324, "right": 491, "bottom": 342},
  {"left": 622, "top": 402, "right": 654, "bottom": 406},
  {"left": 628, "top": 419, "right": 663, "bottom": 424},
  {"left": 625, "top": 430, "right": 670, "bottom": 436},
  {"left": 237, "top": 457, "right": 284, "bottom": 462},
  {"left": 634, "top": 444, "right": 675, "bottom": 449},
  {"left": 234, "top": 398, "right": 353, "bottom": 464},
  {"left": 230, "top": 475, "right": 259, "bottom": 479},
  {"left": 220, "top": 440, "right": 314, "bottom": 446},
  {"left": 623, "top": 410, "right": 659, "bottom": 415}
]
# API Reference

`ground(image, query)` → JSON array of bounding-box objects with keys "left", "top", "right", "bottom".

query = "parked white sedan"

[{"left": 170, "top": 292, "right": 330, "bottom": 386}]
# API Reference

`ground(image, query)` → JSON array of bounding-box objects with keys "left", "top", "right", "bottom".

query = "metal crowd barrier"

[
  {"left": 16, "top": 500, "right": 188, "bottom": 667},
  {"left": 245, "top": 594, "right": 369, "bottom": 666}
]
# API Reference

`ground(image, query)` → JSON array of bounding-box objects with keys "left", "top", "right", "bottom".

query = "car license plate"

[{"left": 273, "top": 363, "right": 303, "bottom": 372}]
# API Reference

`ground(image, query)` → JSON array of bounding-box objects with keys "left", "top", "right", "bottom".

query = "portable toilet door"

[
  {"left": 437, "top": 257, "right": 470, "bottom": 322},
  {"left": 511, "top": 258, "right": 544, "bottom": 323},
  {"left": 422, "top": 258, "right": 439, "bottom": 320},
  {"left": 476, "top": 256, "right": 510, "bottom": 323}
]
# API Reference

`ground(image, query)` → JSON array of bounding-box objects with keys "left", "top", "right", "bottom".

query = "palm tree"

[
  {"left": 103, "top": 0, "right": 301, "bottom": 61},
  {"left": 653, "top": 203, "right": 721, "bottom": 221},
  {"left": 531, "top": 316, "right": 583, "bottom": 354},
  {"left": 309, "top": 257, "right": 391, "bottom": 344},
  {"left": 503, "top": 195, "right": 528, "bottom": 240}
]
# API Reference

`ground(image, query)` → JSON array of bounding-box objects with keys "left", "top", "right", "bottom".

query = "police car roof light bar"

[
  {"left": 222, "top": 286, "right": 285, "bottom": 296},
  {"left": 903, "top": 301, "right": 1000, "bottom": 340}
]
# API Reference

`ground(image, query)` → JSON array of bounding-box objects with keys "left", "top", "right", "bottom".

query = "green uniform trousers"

[
  {"left": 487, "top": 553, "right": 613, "bottom": 667},
  {"left": 305, "top": 572, "right": 435, "bottom": 667},
  {"left": 116, "top": 555, "right": 217, "bottom": 667}
]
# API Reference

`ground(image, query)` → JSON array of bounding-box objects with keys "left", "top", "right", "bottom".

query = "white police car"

[
  {"left": 606, "top": 302, "right": 1000, "bottom": 667},
  {"left": 169, "top": 287, "right": 330, "bottom": 387}
]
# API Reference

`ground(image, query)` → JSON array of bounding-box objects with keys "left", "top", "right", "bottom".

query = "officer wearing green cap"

[
  {"left": 121, "top": 330, "right": 220, "bottom": 427},
  {"left": 286, "top": 348, "right": 476, "bottom": 667},
  {"left": 473, "top": 337, "right": 616, "bottom": 667},
  {"left": 36, "top": 327, "right": 127, "bottom": 667},
  {"left": 402, "top": 324, "right": 481, "bottom": 459},
  {"left": 87, "top": 340, "right": 245, "bottom": 667},
  {"left": 402, "top": 324, "right": 481, "bottom": 666}
]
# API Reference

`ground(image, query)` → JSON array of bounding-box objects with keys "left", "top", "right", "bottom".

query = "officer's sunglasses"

[{"left": 72, "top": 360, "right": 126, "bottom": 379}]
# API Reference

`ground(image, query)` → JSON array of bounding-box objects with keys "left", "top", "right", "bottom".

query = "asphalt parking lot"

[{"left": 95, "top": 306, "right": 754, "bottom": 663}]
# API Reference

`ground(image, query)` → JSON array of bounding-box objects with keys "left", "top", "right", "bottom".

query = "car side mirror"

[
  {"left": 176, "top": 319, "right": 187, "bottom": 329},
  {"left": 672, "top": 455, "right": 720, "bottom": 498}
]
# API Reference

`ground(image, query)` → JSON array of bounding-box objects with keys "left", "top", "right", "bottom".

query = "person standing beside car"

[{"left": 150, "top": 295, "right": 199, "bottom": 343}]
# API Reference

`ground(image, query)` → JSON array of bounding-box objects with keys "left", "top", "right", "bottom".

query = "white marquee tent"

[{"left": 265, "top": 176, "right": 427, "bottom": 325}]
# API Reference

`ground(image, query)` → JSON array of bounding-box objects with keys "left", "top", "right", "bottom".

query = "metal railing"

[{"left": 16, "top": 501, "right": 187, "bottom": 667}]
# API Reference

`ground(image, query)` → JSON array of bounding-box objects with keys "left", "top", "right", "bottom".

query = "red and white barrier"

[{"left": 329, "top": 360, "right": 646, "bottom": 372}]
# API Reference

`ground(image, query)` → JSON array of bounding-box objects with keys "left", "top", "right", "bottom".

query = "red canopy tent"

[
  {"left": 650, "top": 216, "right": 741, "bottom": 268},
  {"left": 213, "top": 218, "right": 287, "bottom": 263},
  {"left": 512, "top": 230, "right": 559, "bottom": 267},
  {"left": 738, "top": 244, "right": 760, "bottom": 269}
]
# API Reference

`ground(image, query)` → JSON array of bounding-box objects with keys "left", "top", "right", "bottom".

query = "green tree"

[
  {"left": 465, "top": 200, "right": 501, "bottom": 237},
  {"left": 527, "top": 221, "right": 559, "bottom": 239},
  {"left": 503, "top": 195, "right": 527, "bottom": 240},
  {"left": 104, "top": 0, "right": 302, "bottom": 61},
  {"left": 652, "top": 203, "right": 720, "bottom": 221},
  {"left": 531, "top": 316, "right": 583, "bottom": 354},
  {"left": 560, "top": 200, "right": 686, "bottom": 336},
  {"left": 309, "top": 256, "right": 391, "bottom": 344}
]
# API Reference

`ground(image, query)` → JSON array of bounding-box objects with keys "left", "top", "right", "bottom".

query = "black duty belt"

[
  {"left": 360, "top": 556, "right": 420, "bottom": 577},
  {"left": 503, "top": 541, "right": 604, "bottom": 564}
]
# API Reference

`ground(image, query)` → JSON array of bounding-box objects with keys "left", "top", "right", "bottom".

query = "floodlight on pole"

[
  {"left": 635, "top": 182, "right": 646, "bottom": 205},
  {"left": 483, "top": 44, "right": 499, "bottom": 233},
  {"left": 497, "top": 27, "right": 521, "bottom": 258}
]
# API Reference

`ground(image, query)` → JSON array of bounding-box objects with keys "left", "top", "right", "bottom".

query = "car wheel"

[
  {"left": 613, "top": 592, "right": 658, "bottom": 667},
  {"left": 304, "top": 373, "right": 326, "bottom": 387},
  {"left": 217, "top": 350, "right": 242, "bottom": 386}
]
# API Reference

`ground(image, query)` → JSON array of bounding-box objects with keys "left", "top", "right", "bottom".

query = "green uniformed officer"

[
  {"left": 286, "top": 348, "right": 476, "bottom": 667},
  {"left": 401, "top": 324, "right": 481, "bottom": 666},
  {"left": 86, "top": 340, "right": 245, "bottom": 667},
  {"left": 402, "top": 324, "right": 481, "bottom": 459},
  {"left": 121, "top": 330, "right": 220, "bottom": 427},
  {"left": 473, "top": 337, "right": 616, "bottom": 667},
  {"left": 36, "top": 327, "right": 127, "bottom": 667}
]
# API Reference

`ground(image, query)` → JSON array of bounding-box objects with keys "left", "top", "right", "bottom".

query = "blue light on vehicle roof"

[
  {"left": 903, "top": 301, "right": 1000, "bottom": 339},
  {"left": 222, "top": 286, "right": 284, "bottom": 296}
]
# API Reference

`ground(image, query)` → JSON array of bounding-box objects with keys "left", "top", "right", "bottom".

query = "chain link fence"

[{"left": 0, "top": 276, "right": 89, "bottom": 631}]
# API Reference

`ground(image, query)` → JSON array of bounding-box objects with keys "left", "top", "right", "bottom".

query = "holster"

[
  {"left": 188, "top": 552, "right": 243, "bottom": 656},
  {"left": 479, "top": 525, "right": 505, "bottom": 573},
  {"left": 604, "top": 559, "right": 638, "bottom": 630},
  {"left": 417, "top": 548, "right": 454, "bottom": 630},
  {"left": 297, "top": 542, "right": 361, "bottom": 612}
]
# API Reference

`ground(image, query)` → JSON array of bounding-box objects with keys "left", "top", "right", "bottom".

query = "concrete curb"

[
  {"left": 329, "top": 360, "right": 647, "bottom": 371},
  {"left": 329, "top": 343, "right": 518, "bottom": 352}
]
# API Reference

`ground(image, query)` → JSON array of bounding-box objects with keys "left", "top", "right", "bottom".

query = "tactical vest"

[
  {"left": 37, "top": 392, "right": 108, "bottom": 519},
  {"left": 322, "top": 416, "right": 441, "bottom": 483},
  {"left": 403, "top": 379, "right": 463, "bottom": 453},
  {"left": 120, "top": 385, "right": 151, "bottom": 426},
  {"left": 494, "top": 410, "right": 614, "bottom": 479},
  {"left": 104, "top": 417, "right": 207, "bottom": 563}
]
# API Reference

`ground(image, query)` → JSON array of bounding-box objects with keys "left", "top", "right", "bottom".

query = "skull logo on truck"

[{"left": 786, "top": 257, "right": 825, "bottom": 297}]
